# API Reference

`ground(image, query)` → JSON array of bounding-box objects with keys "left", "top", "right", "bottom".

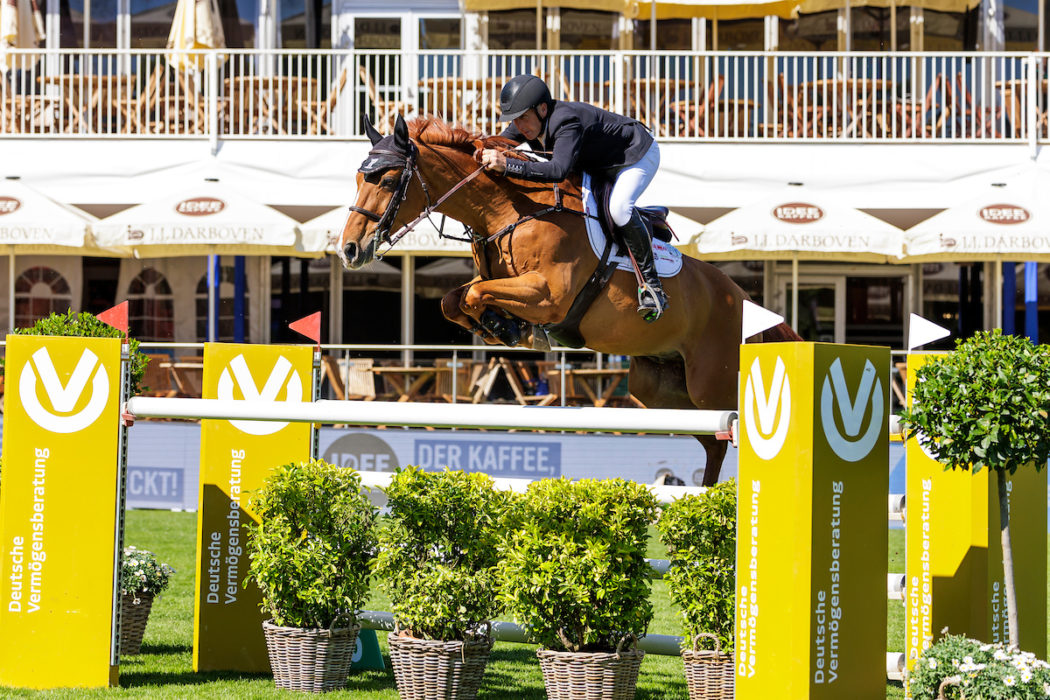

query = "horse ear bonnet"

[{"left": 357, "top": 135, "right": 405, "bottom": 175}]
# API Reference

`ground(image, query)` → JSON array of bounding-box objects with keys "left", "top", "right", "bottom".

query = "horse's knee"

[
  {"left": 462, "top": 284, "right": 486, "bottom": 311},
  {"left": 441, "top": 290, "right": 465, "bottom": 323}
]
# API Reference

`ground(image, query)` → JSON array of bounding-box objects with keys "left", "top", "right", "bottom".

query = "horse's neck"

[{"left": 423, "top": 147, "right": 578, "bottom": 234}]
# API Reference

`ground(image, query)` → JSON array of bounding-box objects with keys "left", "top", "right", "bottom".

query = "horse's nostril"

[{"left": 344, "top": 242, "right": 358, "bottom": 262}]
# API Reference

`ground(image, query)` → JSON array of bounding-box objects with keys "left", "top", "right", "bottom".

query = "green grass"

[{"left": 0, "top": 515, "right": 926, "bottom": 697}]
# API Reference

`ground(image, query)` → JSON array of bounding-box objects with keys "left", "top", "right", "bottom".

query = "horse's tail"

[{"left": 759, "top": 322, "right": 804, "bottom": 343}]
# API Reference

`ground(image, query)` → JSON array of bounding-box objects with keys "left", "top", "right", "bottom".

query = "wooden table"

[
  {"left": 159, "top": 361, "right": 204, "bottom": 398},
  {"left": 371, "top": 365, "right": 450, "bottom": 402},
  {"left": 797, "top": 79, "right": 894, "bottom": 137},
  {"left": 565, "top": 367, "right": 633, "bottom": 408},
  {"left": 224, "top": 76, "right": 319, "bottom": 135},
  {"left": 40, "top": 74, "right": 138, "bottom": 133}
]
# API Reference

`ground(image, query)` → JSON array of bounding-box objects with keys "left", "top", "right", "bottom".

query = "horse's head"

[{"left": 339, "top": 115, "right": 424, "bottom": 269}]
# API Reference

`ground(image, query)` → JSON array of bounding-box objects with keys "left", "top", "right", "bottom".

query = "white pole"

[
  {"left": 8, "top": 248, "right": 15, "bottom": 332},
  {"left": 791, "top": 256, "right": 799, "bottom": 333},
  {"left": 126, "top": 396, "right": 738, "bottom": 435},
  {"left": 650, "top": 1, "right": 656, "bottom": 50}
]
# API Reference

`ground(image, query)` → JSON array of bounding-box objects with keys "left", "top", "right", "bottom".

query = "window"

[
  {"left": 712, "top": 18, "right": 764, "bottom": 50},
  {"left": 195, "top": 265, "right": 247, "bottom": 341},
  {"left": 65, "top": 0, "right": 117, "bottom": 48},
  {"left": 419, "top": 17, "right": 461, "bottom": 49},
  {"left": 488, "top": 10, "right": 546, "bottom": 50},
  {"left": 559, "top": 10, "right": 617, "bottom": 50},
  {"left": 355, "top": 17, "right": 400, "bottom": 49},
  {"left": 281, "top": 0, "right": 332, "bottom": 48},
  {"left": 1005, "top": 0, "right": 1038, "bottom": 49},
  {"left": 15, "top": 266, "right": 72, "bottom": 328},
  {"left": 634, "top": 19, "right": 693, "bottom": 50},
  {"left": 127, "top": 268, "right": 175, "bottom": 340}
]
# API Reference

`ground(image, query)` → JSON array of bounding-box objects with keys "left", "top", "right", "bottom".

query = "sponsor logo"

[
  {"left": 820, "top": 358, "right": 884, "bottom": 462},
  {"left": 980, "top": 204, "right": 1029, "bottom": 225},
  {"left": 128, "top": 229, "right": 145, "bottom": 241},
  {"left": 324, "top": 433, "right": 399, "bottom": 508},
  {"left": 0, "top": 196, "right": 21, "bottom": 215},
  {"left": 19, "top": 347, "right": 110, "bottom": 433},
  {"left": 743, "top": 356, "right": 791, "bottom": 460},
  {"left": 731, "top": 235, "right": 749, "bottom": 246},
  {"left": 772, "top": 202, "right": 823, "bottom": 224},
  {"left": 216, "top": 355, "right": 303, "bottom": 435},
  {"left": 175, "top": 197, "right": 225, "bottom": 216}
]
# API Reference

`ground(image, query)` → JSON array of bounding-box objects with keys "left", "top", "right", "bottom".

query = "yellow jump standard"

[{"left": 737, "top": 342, "right": 889, "bottom": 700}]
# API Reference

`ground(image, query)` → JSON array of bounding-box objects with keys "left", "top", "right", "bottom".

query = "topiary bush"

[
  {"left": 247, "top": 459, "right": 379, "bottom": 629},
  {"left": 656, "top": 479, "right": 736, "bottom": 652},
  {"left": 0, "top": 310, "right": 148, "bottom": 395},
  {"left": 375, "top": 467, "right": 512, "bottom": 641},
  {"left": 899, "top": 330, "right": 1050, "bottom": 649},
  {"left": 498, "top": 477, "right": 659, "bottom": 653}
]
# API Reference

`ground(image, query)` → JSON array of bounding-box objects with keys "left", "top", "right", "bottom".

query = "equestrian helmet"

[{"left": 498, "top": 75, "right": 552, "bottom": 121}]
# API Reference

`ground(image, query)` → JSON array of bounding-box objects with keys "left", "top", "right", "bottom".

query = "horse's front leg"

[
  {"left": 460, "top": 272, "right": 561, "bottom": 347},
  {"left": 441, "top": 279, "right": 502, "bottom": 344}
]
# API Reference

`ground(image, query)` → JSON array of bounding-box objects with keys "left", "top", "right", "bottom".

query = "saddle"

[
  {"left": 591, "top": 177, "right": 675, "bottom": 246},
  {"left": 537, "top": 178, "right": 676, "bottom": 350}
]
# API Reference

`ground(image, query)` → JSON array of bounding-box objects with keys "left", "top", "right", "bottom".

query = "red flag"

[
  {"left": 289, "top": 311, "right": 322, "bottom": 346},
  {"left": 97, "top": 301, "right": 129, "bottom": 336}
]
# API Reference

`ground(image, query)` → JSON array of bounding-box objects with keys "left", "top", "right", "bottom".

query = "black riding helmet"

[{"left": 498, "top": 74, "right": 553, "bottom": 122}]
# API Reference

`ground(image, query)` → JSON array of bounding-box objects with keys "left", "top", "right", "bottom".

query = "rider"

[{"left": 480, "top": 74, "right": 669, "bottom": 323}]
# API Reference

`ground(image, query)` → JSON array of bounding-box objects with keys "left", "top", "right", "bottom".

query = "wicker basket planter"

[
  {"left": 388, "top": 628, "right": 494, "bottom": 700},
  {"left": 536, "top": 637, "right": 645, "bottom": 700},
  {"left": 119, "top": 591, "right": 155, "bottom": 656},
  {"left": 262, "top": 618, "right": 361, "bottom": 693},
  {"left": 682, "top": 633, "right": 733, "bottom": 700}
]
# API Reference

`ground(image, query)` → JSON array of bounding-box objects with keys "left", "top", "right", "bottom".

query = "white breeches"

[{"left": 608, "top": 140, "right": 661, "bottom": 227}]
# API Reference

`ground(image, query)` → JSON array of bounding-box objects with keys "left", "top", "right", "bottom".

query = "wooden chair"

[
  {"left": 359, "top": 66, "right": 409, "bottom": 131},
  {"left": 673, "top": 76, "right": 725, "bottom": 137},
  {"left": 323, "top": 356, "right": 377, "bottom": 401},
  {"left": 141, "top": 353, "right": 178, "bottom": 398},
  {"left": 433, "top": 358, "right": 481, "bottom": 403},
  {"left": 302, "top": 65, "right": 349, "bottom": 135},
  {"left": 499, "top": 358, "right": 557, "bottom": 406},
  {"left": 470, "top": 357, "right": 502, "bottom": 404}
]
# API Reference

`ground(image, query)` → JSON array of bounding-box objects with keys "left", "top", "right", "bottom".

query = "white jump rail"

[{"left": 125, "top": 397, "right": 737, "bottom": 435}]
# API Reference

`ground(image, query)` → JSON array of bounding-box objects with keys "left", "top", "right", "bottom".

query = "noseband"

[{"left": 348, "top": 140, "right": 485, "bottom": 257}]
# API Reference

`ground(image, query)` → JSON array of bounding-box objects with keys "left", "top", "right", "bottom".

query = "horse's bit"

[{"left": 349, "top": 141, "right": 484, "bottom": 258}]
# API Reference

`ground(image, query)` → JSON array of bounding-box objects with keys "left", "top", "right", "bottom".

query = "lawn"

[{"left": 0, "top": 512, "right": 932, "bottom": 698}]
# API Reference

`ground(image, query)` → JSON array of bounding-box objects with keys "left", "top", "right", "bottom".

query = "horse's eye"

[{"left": 380, "top": 176, "right": 398, "bottom": 191}]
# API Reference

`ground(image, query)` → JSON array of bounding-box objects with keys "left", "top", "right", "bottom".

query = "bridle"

[{"left": 347, "top": 140, "right": 483, "bottom": 259}]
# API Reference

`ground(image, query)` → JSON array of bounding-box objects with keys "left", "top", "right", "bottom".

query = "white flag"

[
  {"left": 742, "top": 300, "right": 785, "bottom": 343},
  {"left": 907, "top": 313, "right": 950, "bottom": 350}
]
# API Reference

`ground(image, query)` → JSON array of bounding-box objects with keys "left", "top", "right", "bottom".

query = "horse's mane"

[{"left": 407, "top": 116, "right": 579, "bottom": 195}]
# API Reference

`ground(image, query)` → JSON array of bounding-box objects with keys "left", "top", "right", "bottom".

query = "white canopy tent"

[
  {"left": 0, "top": 178, "right": 105, "bottom": 331},
  {"left": 300, "top": 207, "right": 473, "bottom": 257}
]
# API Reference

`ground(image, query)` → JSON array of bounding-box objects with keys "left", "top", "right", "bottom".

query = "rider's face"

[{"left": 513, "top": 104, "right": 545, "bottom": 141}]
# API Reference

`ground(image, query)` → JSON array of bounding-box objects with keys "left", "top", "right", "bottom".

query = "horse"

[{"left": 339, "top": 115, "right": 800, "bottom": 486}]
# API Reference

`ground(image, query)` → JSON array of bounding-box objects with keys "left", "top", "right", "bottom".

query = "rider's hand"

[{"left": 480, "top": 149, "right": 507, "bottom": 174}]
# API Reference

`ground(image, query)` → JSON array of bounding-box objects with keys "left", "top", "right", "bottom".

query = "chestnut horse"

[{"left": 339, "top": 115, "right": 799, "bottom": 485}]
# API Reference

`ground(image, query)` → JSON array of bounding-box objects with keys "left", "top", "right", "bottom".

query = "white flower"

[
  {"left": 981, "top": 644, "right": 993, "bottom": 652},
  {"left": 1021, "top": 670, "right": 1033, "bottom": 683},
  {"left": 928, "top": 659, "right": 938, "bottom": 669},
  {"left": 1004, "top": 675, "right": 1016, "bottom": 686},
  {"left": 1043, "top": 681, "right": 1050, "bottom": 695},
  {"left": 995, "top": 649, "right": 1011, "bottom": 661},
  {"left": 963, "top": 656, "right": 974, "bottom": 665},
  {"left": 952, "top": 658, "right": 960, "bottom": 667}
]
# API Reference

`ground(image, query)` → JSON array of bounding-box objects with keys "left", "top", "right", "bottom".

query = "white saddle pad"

[{"left": 581, "top": 173, "right": 683, "bottom": 278}]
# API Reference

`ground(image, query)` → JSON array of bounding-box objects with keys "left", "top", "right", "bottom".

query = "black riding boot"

[{"left": 618, "top": 210, "right": 669, "bottom": 323}]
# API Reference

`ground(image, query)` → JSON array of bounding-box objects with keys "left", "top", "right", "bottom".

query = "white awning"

[
  {"left": 0, "top": 179, "right": 104, "bottom": 253},
  {"left": 301, "top": 207, "right": 472, "bottom": 257},
  {"left": 690, "top": 185, "right": 906, "bottom": 262},
  {"left": 903, "top": 161, "right": 1050, "bottom": 261},
  {"left": 93, "top": 179, "right": 317, "bottom": 258}
]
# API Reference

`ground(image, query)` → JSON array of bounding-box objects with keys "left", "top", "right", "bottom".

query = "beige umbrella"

[
  {"left": 167, "top": 0, "right": 226, "bottom": 73},
  {"left": 0, "top": 0, "right": 43, "bottom": 75}
]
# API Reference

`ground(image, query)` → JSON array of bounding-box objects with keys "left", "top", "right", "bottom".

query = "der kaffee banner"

[
  {"left": 0, "top": 336, "right": 123, "bottom": 689},
  {"left": 192, "top": 343, "right": 313, "bottom": 672}
]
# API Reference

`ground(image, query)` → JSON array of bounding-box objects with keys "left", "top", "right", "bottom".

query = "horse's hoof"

[{"left": 480, "top": 310, "right": 521, "bottom": 346}]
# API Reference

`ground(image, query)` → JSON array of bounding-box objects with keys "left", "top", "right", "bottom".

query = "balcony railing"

[{"left": 1, "top": 49, "right": 1047, "bottom": 143}]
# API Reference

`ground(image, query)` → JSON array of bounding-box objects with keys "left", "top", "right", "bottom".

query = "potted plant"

[
  {"left": 907, "top": 633, "right": 1050, "bottom": 699},
  {"left": 376, "top": 467, "right": 511, "bottom": 699},
  {"left": 899, "top": 330, "right": 1050, "bottom": 651},
  {"left": 0, "top": 310, "right": 148, "bottom": 394},
  {"left": 499, "top": 477, "right": 659, "bottom": 699},
  {"left": 656, "top": 480, "right": 736, "bottom": 700},
  {"left": 120, "top": 545, "right": 175, "bottom": 655},
  {"left": 247, "top": 459, "right": 379, "bottom": 693}
]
